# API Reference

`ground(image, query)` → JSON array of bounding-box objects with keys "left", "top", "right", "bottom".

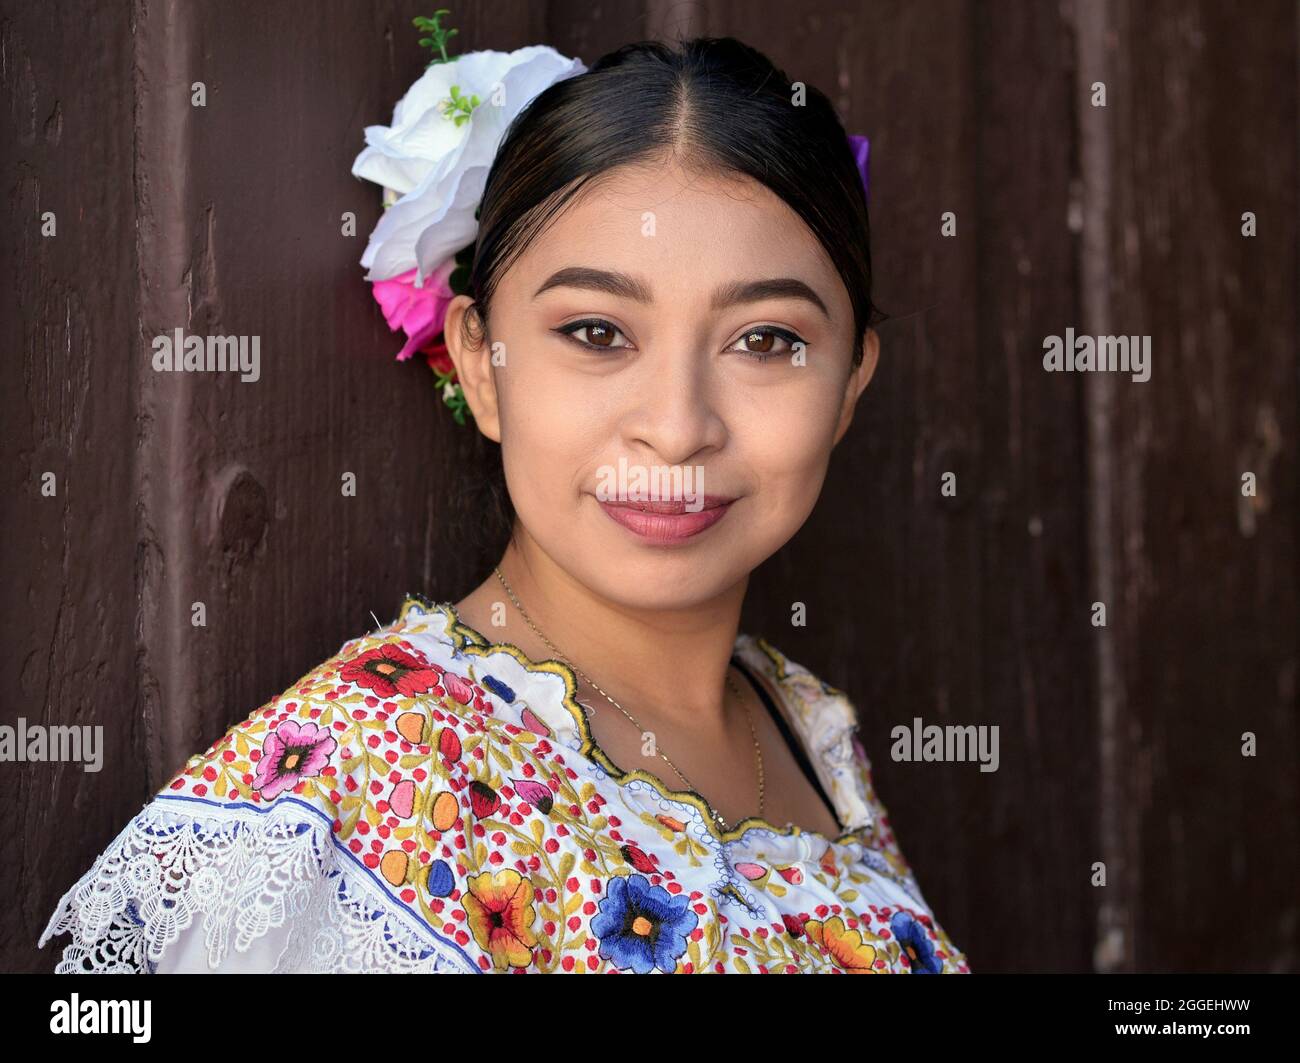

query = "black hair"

[{"left": 449, "top": 35, "right": 883, "bottom": 563}]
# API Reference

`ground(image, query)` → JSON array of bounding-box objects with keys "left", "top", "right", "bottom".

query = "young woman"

[{"left": 40, "top": 35, "right": 970, "bottom": 974}]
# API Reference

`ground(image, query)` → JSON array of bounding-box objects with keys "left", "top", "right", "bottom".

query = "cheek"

[
  {"left": 733, "top": 373, "right": 843, "bottom": 499},
  {"left": 495, "top": 359, "right": 602, "bottom": 508},
  {"left": 750, "top": 428, "right": 834, "bottom": 519}
]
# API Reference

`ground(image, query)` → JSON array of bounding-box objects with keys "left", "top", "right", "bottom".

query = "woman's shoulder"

[
  {"left": 732, "top": 635, "right": 934, "bottom": 897},
  {"left": 37, "top": 595, "right": 527, "bottom": 974},
  {"left": 736, "top": 633, "right": 971, "bottom": 972}
]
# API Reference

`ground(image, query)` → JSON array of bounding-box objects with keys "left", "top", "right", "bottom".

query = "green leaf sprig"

[{"left": 413, "top": 10, "right": 458, "bottom": 67}]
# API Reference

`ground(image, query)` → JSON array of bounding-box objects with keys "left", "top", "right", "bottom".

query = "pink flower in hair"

[{"left": 370, "top": 259, "right": 456, "bottom": 362}]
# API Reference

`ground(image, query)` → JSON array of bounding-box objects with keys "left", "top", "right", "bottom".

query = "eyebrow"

[{"left": 533, "top": 267, "right": 831, "bottom": 321}]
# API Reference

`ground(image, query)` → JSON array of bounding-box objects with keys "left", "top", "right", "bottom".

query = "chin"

[{"left": 570, "top": 531, "right": 777, "bottom": 615}]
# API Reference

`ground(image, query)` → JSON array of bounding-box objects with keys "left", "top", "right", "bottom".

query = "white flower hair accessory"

[{"left": 352, "top": 11, "right": 586, "bottom": 423}]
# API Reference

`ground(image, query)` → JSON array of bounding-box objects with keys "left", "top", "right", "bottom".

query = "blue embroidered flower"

[
  {"left": 590, "top": 873, "right": 698, "bottom": 973},
  {"left": 426, "top": 859, "right": 455, "bottom": 898},
  {"left": 482, "top": 674, "right": 515, "bottom": 703},
  {"left": 890, "top": 910, "right": 942, "bottom": 973}
]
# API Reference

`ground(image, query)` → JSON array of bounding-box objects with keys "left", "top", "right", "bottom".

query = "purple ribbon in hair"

[{"left": 847, "top": 133, "right": 870, "bottom": 202}]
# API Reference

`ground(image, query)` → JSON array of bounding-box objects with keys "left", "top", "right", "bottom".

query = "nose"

[{"left": 620, "top": 342, "right": 727, "bottom": 466}]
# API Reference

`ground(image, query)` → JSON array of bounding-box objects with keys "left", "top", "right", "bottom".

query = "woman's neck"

[{"left": 453, "top": 528, "right": 747, "bottom": 732}]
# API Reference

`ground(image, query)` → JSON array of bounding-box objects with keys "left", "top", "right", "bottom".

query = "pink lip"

[{"left": 597, "top": 495, "right": 735, "bottom": 544}]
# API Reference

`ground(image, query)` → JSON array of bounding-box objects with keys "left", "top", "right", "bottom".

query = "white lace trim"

[{"left": 38, "top": 797, "right": 479, "bottom": 973}]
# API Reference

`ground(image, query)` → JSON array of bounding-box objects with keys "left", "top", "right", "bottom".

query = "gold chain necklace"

[{"left": 491, "top": 565, "right": 764, "bottom": 833}]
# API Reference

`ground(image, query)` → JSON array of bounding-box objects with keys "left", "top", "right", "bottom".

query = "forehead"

[{"left": 501, "top": 154, "right": 848, "bottom": 316}]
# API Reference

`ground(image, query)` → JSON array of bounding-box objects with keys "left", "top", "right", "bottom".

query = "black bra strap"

[{"left": 730, "top": 654, "right": 841, "bottom": 827}]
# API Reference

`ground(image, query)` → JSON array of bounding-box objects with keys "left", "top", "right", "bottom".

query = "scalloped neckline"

[{"left": 403, "top": 596, "right": 870, "bottom": 850}]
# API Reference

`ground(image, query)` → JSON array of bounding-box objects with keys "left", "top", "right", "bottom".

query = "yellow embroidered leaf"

[
  {"left": 530, "top": 819, "right": 545, "bottom": 845},
  {"left": 564, "top": 892, "right": 583, "bottom": 916},
  {"left": 554, "top": 773, "right": 581, "bottom": 804},
  {"left": 558, "top": 852, "right": 576, "bottom": 879},
  {"left": 734, "top": 956, "right": 751, "bottom": 974}
]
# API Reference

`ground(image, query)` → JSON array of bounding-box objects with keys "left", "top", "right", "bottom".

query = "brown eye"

[
  {"left": 586, "top": 323, "right": 616, "bottom": 347},
  {"left": 555, "top": 319, "right": 632, "bottom": 351},
  {"left": 731, "top": 326, "right": 804, "bottom": 361}
]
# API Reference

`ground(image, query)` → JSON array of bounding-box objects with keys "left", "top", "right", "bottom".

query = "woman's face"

[{"left": 447, "top": 154, "right": 878, "bottom": 611}]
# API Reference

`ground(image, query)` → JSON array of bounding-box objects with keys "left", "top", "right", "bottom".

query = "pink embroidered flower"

[
  {"left": 252, "top": 720, "right": 337, "bottom": 799},
  {"left": 370, "top": 260, "right": 456, "bottom": 362},
  {"left": 340, "top": 644, "right": 441, "bottom": 699},
  {"left": 441, "top": 670, "right": 474, "bottom": 704}
]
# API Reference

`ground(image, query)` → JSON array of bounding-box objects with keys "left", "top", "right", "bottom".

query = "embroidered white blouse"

[{"left": 39, "top": 597, "right": 971, "bottom": 974}]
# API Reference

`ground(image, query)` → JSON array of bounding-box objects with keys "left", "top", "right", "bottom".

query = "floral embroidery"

[
  {"left": 891, "top": 910, "right": 943, "bottom": 973},
  {"left": 40, "top": 596, "right": 971, "bottom": 974},
  {"left": 252, "top": 720, "right": 337, "bottom": 799},
  {"left": 590, "top": 873, "right": 699, "bottom": 974},
  {"left": 804, "top": 915, "right": 881, "bottom": 973},
  {"left": 481, "top": 674, "right": 516, "bottom": 703},
  {"left": 464, "top": 869, "right": 540, "bottom": 970},
  {"left": 339, "top": 643, "right": 441, "bottom": 698},
  {"left": 511, "top": 776, "right": 555, "bottom": 814}
]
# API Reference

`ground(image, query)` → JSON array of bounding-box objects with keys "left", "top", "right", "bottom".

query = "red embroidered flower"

[
  {"left": 340, "top": 644, "right": 440, "bottom": 698},
  {"left": 621, "top": 843, "right": 657, "bottom": 874},
  {"left": 469, "top": 780, "right": 501, "bottom": 818}
]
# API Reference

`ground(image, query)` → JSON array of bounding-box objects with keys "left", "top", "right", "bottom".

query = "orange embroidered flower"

[
  {"left": 463, "top": 869, "right": 539, "bottom": 970},
  {"left": 804, "top": 915, "right": 879, "bottom": 973}
]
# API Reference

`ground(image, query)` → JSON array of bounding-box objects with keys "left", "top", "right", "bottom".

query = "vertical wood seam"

[{"left": 1074, "top": 0, "right": 1134, "bottom": 973}]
